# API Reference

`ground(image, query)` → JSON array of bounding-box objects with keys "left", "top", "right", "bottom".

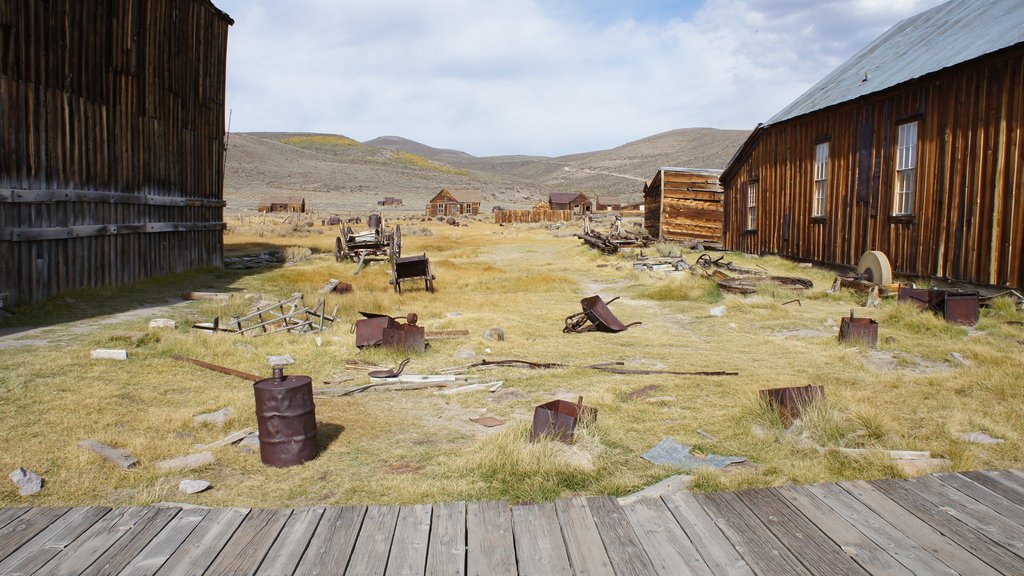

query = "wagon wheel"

[
  {"left": 392, "top": 224, "right": 402, "bottom": 259},
  {"left": 334, "top": 236, "right": 343, "bottom": 262},
  {"left": 391, "top": 259, "right": 401, "bottom": 294}
]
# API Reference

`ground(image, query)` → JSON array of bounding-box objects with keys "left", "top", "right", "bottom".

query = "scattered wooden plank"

[
  {"left": 661, "top": 492, "right": 754, "bottom": 576},
  {"left": 35, "top": 507, "right": 150, "bottom": 576},
  {"left": 119, "top": 508, "right": 210, "bottom": 576},
  {"left": 386, "top": 504, "right": 432, "bottom": 576},
  {"left": 0, "top": 507, "right": 110, "bottom": 575},
  {"left": 829, "top": 447, "right": 933, "bottom": 460},
  {"left": 255, "top": 507, "right": 325, "bottom": 576},
  {"left": 511, "top": 502, "right": 572, "bottom": 576},
  {"left": 0, "top": 508, "right": 72, "bottom": 565},
  {"left": 370, "top": 375, "right": 463, "bottom": 384},
  {"left": 183, "top": 292, "right": 233, "bottom": 301},
  {"left": 840, "top": 480, "right": 999, "bottom": 576},
  {"left": 869, "top": 478, "right": 1024, "bottom": 575},
  {"left": 426, "top": 501, "right": 465, "bottom": 576},
  {"left": 194, "top": 428, "right": 254, "bottom": 451},
  {"left": 697, "top": 492, "right": 812, "bottom": 576},
  {"left": 156, "top": 451, "right": 214, "bottom": 473},
  {"left": 554, "top": 497, "right": 615, "bottom": 576},
  {"left": 437, "top": 381, "right": 503, "bottom": 395},
  {"left": 962, "top": 469, "right": 1024, "bottom": 507},
  {"left": 204, "top": 508, "right": 291, "bottom": 575},
  {"left": 587, "top": 496, "right": 658, "bottom": 576},
  {"left": 425, "top": 330, "right": 470, "bottom": 339},
  {"left": 345, "top": 505, "right": 400, "bottom": 575},
  {"left": 79, "top": 508, "right": 180, "bottom": 576},
  {"left": 620, "top": 497, "right": 712, "bottom": 576},
  {"left": 156, "top": 506, "right": 250, "bottom": 573},
  {"left": 467, "top": 501, "right": 516, "bottom": 576},
  {"left": 78, "top": 439, "right": 138, "bottom": 470},
  {"left": 294, "top": 505, "right": 367, "bottom": 576},
  {"left": 172, "top": 354, "right": 262, "bottom": 382}
]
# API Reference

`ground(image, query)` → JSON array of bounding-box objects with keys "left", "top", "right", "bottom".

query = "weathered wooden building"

[
  {"left": 258, "top": 196, "right": 305, "bottom": 213},
  {"left": 549, "top": 192, "right": 591, "bottom": 212},
  {"left": 644, "top": 168, "right": 724, "bottom": 243},
  {"left": 378, "top": 196, "right": 403, "bottom": 206},
  {"left": 721, "top": 0, "right": 1024, "bottom": 288},
  {"left": 595, "top": 196, "right": 642, "bottom": 212},
  {"left": 426, "top": 189, "right": 481, "bottom": 217},
  {"left": 0, "top": 0, "right": 232, "bottom": 306}
]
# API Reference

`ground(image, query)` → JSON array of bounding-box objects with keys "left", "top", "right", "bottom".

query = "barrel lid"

[{"left": 254, "top": 374, "right": 312, "bottom": 391}]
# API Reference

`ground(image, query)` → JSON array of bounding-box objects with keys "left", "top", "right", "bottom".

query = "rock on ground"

[
  {"left": 8, "top": 468, "right": 43, "bottom": 496},
  {"left": 482, "top": 328, "right": 505, "bottom": 341},
  {"left": 179, "top": 479, "right": 211, "bottom": 494},
  {"left": 194, "top": 408, "right": 234, "bottom": 427}
]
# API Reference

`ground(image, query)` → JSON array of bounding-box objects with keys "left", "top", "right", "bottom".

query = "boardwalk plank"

[
  {"left": 935, "top": 472, "right": 1024, "bottom": 525},
  {"left": 661, "top": 493, "right": 753, "bottom": 576},
  {"left": 256, "top": 507, "right": 325, "bottom": 576},
  {"left": 735, "top": 488, "right": 867, "bottom": 576},
  {"left": 697, "top": 492, "right": 811, "bottom": 576},
  {"left": 386, "top": 504, "right": 432, "bottom": 576},
  {"left": 205, "top": 508, "right": 291, "bottom": 576},
  {"left": 903, "top": 475, "right": 1024, "bottom": 559},
  {"left": 621, "top": 497, "right": 712, "bottom": 576},
  {"left": 962, "top": 470, "right": 1024, "bottom": 507},
  {"left": 511, "top": 502, "right": 572, "bottom": 576},
  {"left": 346, "top": 504, "right": 400, "bottom": 576},
  {"left": 120, "top": 507, "right": 209, "bottom": 576},
  {"left": 466, "top": 501, "right": 516, "bottom": 576},
  {"left": 154, "top": 508, "right": 249, "bottom": 576},
  {"left": 0, "top": 506, "right": 109, "bottom": 575},
  {"left": 587, "top": 496, "right": 657, "bottom": 576},
  {"left": 294, "top": 505, "right": 366, "bottom": 576},
  {"left": 79, "top": 508, "right": 179, "bottom": 576},
  {"left": 36, "top": 507, "right": 151, "bottom": 576},
  {"left": 870, "top": 478, "right": 1024, "bottom": 575},
  {"left": 0, "top": 508, "right": 29, "bottom": 532},
  {"left": 426, "top": 501, "right": 465, "bottom": 576},
  {"left": 0, "top": 507, "right": 71, "bottom": 563},
  {"left": 554, "top": 497, "right": 614, "bottom": 576},
  {"left": 775, "top": 486, "right": 911, "bottom": 576},
  {"left": 842, "top": 480, "right": 1000, "bottom": 576},
  {"left": 806, "top": 482, "right": 958, "bottom": 575}
]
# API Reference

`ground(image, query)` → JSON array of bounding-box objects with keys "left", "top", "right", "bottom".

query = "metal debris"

[
  {"left": 641, "top": 438, "right": 746, "bottom": 469},
  {"left": 899, "top": 286, "right": 980, "bottom": 325},
  {"left": 717, "top": 275, "right": 814, "bottom": 295},
  {"left": 761, "top": 385, "right": 825, "bottom": 426},
  {"left": 531, "top": 396, "right": 596, "bottom": 444},
  {"left": 563, "top": 295, "right": 641, "bottom": 333},
  {"left": 390, "top": 254, "right": 436, "bottom": 293},
  {"left": 354, "top": 312, "right": 425, "bottom": 353},
  {"left": 575, "top": 215, "right": 653, "bottom": 253},
  {"left": 839, "top": 310, "right": 879, "bottom": 348}
]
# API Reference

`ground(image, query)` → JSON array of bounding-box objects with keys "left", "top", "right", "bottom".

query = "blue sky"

[{"left": 215, "top": 0, "right": 946, "bottom": 157}]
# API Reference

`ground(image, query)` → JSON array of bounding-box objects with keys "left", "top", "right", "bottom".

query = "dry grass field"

[{"left": 1, "top": 216, "right": 1023, "bottom": 508}]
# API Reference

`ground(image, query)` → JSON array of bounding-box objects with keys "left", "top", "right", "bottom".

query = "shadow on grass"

[{"left": 316, "top": 422, "right": 346, "bottom": 452}]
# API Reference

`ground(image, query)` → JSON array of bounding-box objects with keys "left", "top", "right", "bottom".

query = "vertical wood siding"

[
  {"left": 0, "top": 0, "right": 231, "bottom": 305},
  {"left": 722, "top": 48, "right": 1024, "bottom": 288}
]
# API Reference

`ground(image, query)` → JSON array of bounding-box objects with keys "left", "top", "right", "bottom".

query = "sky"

[{"left": 214, "top": 0, "right": 948, "bottom": 157}]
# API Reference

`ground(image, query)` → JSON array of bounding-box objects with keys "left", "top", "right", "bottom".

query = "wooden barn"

[
  {"left": 721, "top": 0, "right": 1024, "bottom": 289},
  {"left": 258, "top": 196, "right": 306, "bottom": 213},
  {"left": 378, "top": 196, "right": 403, "bottom": 206},
  {"left": 0, "top": 0, "right": 232, "bottom": 306},
  {"left": 549, "top": 192, "right": 591, "bottom": 212},
  {"left": 644, "top": 168, "right": 724, "bottom": 243},
  {"left": 426, "top": 189, "right": 481, "bottom": 217}
]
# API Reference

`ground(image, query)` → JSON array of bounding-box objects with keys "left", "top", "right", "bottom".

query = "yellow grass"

[{"left": 1, "top": 219, "right": 1023, "bottom": 507}]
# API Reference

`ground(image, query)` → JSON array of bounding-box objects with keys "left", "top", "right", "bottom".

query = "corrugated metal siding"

[{"left": 0, "top": 0, "right": 231, "bottom": 305}]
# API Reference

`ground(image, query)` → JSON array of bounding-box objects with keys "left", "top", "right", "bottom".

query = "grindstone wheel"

[{"left": 856, "top": 250, "right": 892, "bottom": 285}]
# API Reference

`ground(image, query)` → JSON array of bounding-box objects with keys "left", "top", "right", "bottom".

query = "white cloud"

[{"left": 216, "top": 0, "right": 945, "bottom": 156}]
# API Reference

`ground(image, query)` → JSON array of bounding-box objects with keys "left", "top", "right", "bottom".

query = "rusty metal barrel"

[{"left": 253, "top": 367, "right": 318, "bottom": 467}]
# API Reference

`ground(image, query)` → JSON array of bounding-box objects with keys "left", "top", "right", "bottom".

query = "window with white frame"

[
  {"left": 894, "top": 120, "right": 918, "bottom": 215},
  {"left": 813, "top": 141, "right": 829, "bottom": 217},
  {"left": 746, "top": 181, "right": 758, "bottom": 231}
]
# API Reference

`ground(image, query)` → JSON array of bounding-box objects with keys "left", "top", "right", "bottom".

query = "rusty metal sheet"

[
  {"left": 530, "top": 398, "right": 596, "bottom": 444},
  {"left": 761, "top": 385, "right": 825, "bottom": 426},
  {"left": 839, "top": 314, "right": 879, "bottom": 348},
  {"left": 564, "top": 295, "right": 641, "bottom": 333}
]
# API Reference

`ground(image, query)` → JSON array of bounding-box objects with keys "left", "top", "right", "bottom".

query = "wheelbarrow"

[
  {"left": 390, "top": 253, "right": 435, "bottom": 293},
  {"left": 563, "top": 295, "right": 641, "bottom": 333}
]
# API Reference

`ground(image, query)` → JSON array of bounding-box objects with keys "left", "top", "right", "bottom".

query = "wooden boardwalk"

[{"left": 2, "top": 470, "right": 1024, "bottom": 575}]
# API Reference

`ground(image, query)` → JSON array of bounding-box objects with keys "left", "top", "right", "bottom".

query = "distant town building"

[
  {"left": 378, "top": 197, "right": 404, "bottom": 206},
  {"left": 427, "top": 189, "right": 481, "bottom": 217},
  {"left": 258, "top": 196, "right": 306, "bottom": 213},
  {"left": 549, "top": 192, "right": 591, "bottom": 212}
]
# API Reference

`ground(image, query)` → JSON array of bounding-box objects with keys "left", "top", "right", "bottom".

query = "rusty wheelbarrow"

[{"left": 563, "top": 295, "right": 641, "bottom": 333}]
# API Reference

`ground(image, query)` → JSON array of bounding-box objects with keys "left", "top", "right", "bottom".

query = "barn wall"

[
  {"left": 0, "top": 0, "right": 231, "bottom": 305},
  {"left": 722, "top": 47, "right": 1024, "bottom": 288},
  {"left": 646, "top": 169, "right": 724, "bottom": 242}
]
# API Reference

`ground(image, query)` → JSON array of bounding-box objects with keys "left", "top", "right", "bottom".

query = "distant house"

[
  {"left": 378, "top": 197, "right": 404, "bottom": 206},
  {"left": 721, "top": 0, "right": 1024, "bottom": 288},
  {"left": 549, "top": 192, "right": 591, "bottom": 212},
  {"left": 258, "top": 196, "right": 305, "bottom": 213},
  {"left": 426, "top": 189, "right": 481, "bottom": 217},
  {"left": 644, "top": 168, "right": 724, "bottom": 243},
  {"left": 596, "top": 195, "right": 643, "bottom": 212}
]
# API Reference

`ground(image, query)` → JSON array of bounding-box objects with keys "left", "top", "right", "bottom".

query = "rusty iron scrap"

[
  {"left": 563, "top": 295, "right": 641, "bottom": 333},
  {"left": 172, "top": 354, "right": 262, "bottom": 382},
  {"left": 353, "top": 311, "right": 425, "bottom": 352}
]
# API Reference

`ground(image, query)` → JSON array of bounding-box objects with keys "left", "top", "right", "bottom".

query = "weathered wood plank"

[
  {"left": 205, "top": 508, "right": 291, "bottom": 576},
  {"left": 554, "top": 497, "right": 614, "bottom": 576},
  {"left": 870, "top": 478, "right": 1024, "bottom": 574},
  {"left": 0, "top": 507, "right": 71, "bottom": 563},
  {"left": 697, "top": 492, "right": 811, "bottom": 576},
  {"left": 511, "top": 502, "right": 572, "bottom": 576},
  {"left": 345, "top": 505, "right": 400, "bottom": 576},
  {"left": 78, "top": 507, "right": 179, "bottom": 576},
  {"left": 426, "top": 501, "right": 465, "bottom": 576},
  {"left": 386, "top": 504, "right": 432, "bottom": 576},
  {"left": 587, "top": 496, "right": 657, "bottom": 576},
  {"left": 806, "top": 482, "right": 958, "bottom": 575},
  {"left": 621, "top": 497, "right": 712, "bottom": 576},
  {"left": 120, "top": 507, "right": 209, "bottom": 576},
  {"left": 841, "top": 480, "right": 1000, "bottom": 576},
  {"left": 962, "top": 469, "right": 1024, "bottom": 507},
  {"left": 0, "top": 506, "right": 109, "bottom": 575},
  {"left": 256, "top": 507, "right": 324, "bottom": 576},
  {"left": 154, "top": 507, "right": 250, "bottom": 576},
  {"left": 775, "top": 486, "right": 912, "bottom": 576},
  {"left": 934, "top": 472, "right": 1024, "bottom": 525},
  {"left": 35, "top": 507, "right": 150, "bottom": 576},
  {"left": 466, "top": 501, "right": 516, "bottom": 576},
  {"left": 661, "top": 493, "right": 753, "bottom": 576},
  {"left": 735, "top": 488, "right": 867, "bottom": 576},
  {"left": 0, "top": 508, "right": 29, "bottom": 532},
  {"left": 294, "top": 505, "right": 366, "bottom": 576}
]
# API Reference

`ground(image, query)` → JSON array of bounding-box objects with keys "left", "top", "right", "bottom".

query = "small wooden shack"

[
  {"left": 549, "top": 192, "right": 591, "bottom": 212},
  {"left": 258, "top": 196, "right": 306, "bottom": 213},
  {"left": 644, "top": 168, "right": 724, "bottom": 243},
  {"left": 378, "top": 197, "right": 404, "bottom": 206},
  {"left": 426, "top": 189, "right": 481, "bottom": 217}
]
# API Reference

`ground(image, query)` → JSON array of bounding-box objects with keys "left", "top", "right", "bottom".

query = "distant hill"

[{"left": 223, "top": 128, "right": 749, "bottom": 213}]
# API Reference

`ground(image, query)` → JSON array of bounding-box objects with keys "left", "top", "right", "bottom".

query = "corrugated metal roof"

[{"left": 767, "top": 0, "right": 1024, "bottom": 126}]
